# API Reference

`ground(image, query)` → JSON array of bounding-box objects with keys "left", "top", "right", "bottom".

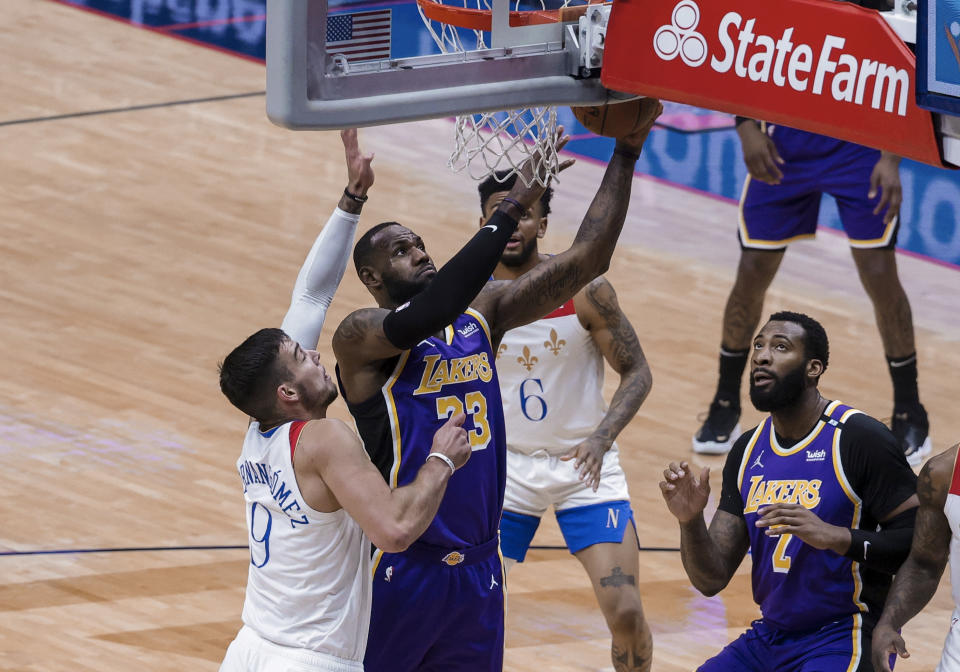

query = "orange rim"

[{"left": 416, "top": 0, "right": 608, "bottom": 31}]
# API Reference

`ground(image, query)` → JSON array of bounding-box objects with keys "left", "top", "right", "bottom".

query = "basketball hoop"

[{"left": 417, "top": 0, "right": 604, "bottom": 186}]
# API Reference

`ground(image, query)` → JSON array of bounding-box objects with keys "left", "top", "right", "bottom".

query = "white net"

[{"left": 418, "top": 0, "right": 578, "bottom": 187}]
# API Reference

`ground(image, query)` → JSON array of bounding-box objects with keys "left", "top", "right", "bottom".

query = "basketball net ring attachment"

[{"left": 416, "top": 0, "right": 600, "bottom": 187}]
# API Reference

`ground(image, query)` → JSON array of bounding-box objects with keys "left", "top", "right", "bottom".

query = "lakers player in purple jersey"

[
  {"left": 692, "top": 0, "right": 929, "bottom": 465},
  {"left": 332, "top": 100, "right": 662, "bottom": 672},
  {"left": 663, "top": 311, "right": 918, "bottom": 671}
]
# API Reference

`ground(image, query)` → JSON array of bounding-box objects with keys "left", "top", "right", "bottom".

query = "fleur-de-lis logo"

[
  {"left": 544, "top": 328, "right": 566, "bottom": 356},
  {"left": 496, "top": 343, "right": 507, "bottom": 360},
  {"left": 517, "top": 345, "right": 538, "bottom": 371}
]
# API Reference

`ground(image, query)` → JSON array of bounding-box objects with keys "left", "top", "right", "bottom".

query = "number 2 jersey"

[
  {"left": 340, "top": 309, "right": 506, "bottom": 548},
  {"left": 718, "top": 400, "right": 916, "bottom": 631},
  {"left": 235, "top": 420, "right": 372, "bottom": 660}
]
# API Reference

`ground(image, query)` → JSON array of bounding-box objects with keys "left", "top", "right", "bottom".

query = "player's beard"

[
  {"left": 382, "top": 268, "right": 431, "bottom": 306},
  {"left": 749, "top": 361, "right": 807, "bottom": 412},
  {"left": 499, "top": 237, "right": 537, "bottom": 268},
  {"left": 299, "top": 381, "right": 338, "bottom": 414}
]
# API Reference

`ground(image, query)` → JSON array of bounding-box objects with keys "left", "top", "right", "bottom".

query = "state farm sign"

[{"left": 603, "top": 0, "right": 943, "bottom": 166}]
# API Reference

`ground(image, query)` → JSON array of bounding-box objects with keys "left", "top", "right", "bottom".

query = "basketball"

[{"left": 571, "top": 97, "right": 662, "bottom": 138}]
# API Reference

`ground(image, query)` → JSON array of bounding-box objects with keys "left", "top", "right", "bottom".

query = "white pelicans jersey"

[
  {"left": 937, "top": 451, "right": 960, "bottom": 672},
  {"left": 235, "top": 420, "right": 372, "bottom": 661},
  {"left": 496, "top": 299, "right": 612, "bottom": 456}
]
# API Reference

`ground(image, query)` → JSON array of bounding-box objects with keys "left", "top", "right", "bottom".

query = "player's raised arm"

[
  {"left": 660, "top": 458, "right": 750, "bottom": 596},
  {"left": 333, "top": 143, "right": 564, "bottom": 390},
  {"left": 871, "top": 444, "right": 956, "bottom": 672},
  {"left": 300, "top": 414, "right": 472, "bottom": 553},
  {"left": 281, "top": 129, "right": 373, "bottom": 349},
  {"left": 477, "top": 101, "right": 663, "bottom": 343}
]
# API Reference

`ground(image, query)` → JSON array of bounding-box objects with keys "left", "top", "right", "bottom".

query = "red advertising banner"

[{"left": 602, "top": 0, "right": 945, "bottom": 166}]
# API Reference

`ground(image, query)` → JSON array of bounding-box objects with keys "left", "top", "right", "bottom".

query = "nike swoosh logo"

[
  {"left": 481, "top": 225, "right": 498, "bottom": 233},
  {"left": 863, "top": 540, "right": 870, "bottom": 559}
]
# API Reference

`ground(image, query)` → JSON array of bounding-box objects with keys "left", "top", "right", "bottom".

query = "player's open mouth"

[
  {"left": 505, "top": 236, "right": 522, "bottom": 249},
  {"left": 753, "top": 370, "right": 775, "bottom": 387}
]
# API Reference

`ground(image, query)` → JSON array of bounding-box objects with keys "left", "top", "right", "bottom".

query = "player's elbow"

[
  {"left": 695, "top": 583, "right": 725, "bottom": 598},
  {"left": 688, "top": 572, "right": 731, "bottom": 597},
  {"left": 369, "top": 522, "right": 418, "bottom": 554}
]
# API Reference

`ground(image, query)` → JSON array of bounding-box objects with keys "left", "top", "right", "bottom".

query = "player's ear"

[
  {"left": 537, "top": 217, "right": 548, "bottom": 239},
  {"left": 277, "top": 383, "right": 298, "bottom": 403},
  {"left": 358, "top": 265, "right": 381, "bottom": 289},
  {"left": 805, "top": 358, "right": 824, "bottom": 381}
]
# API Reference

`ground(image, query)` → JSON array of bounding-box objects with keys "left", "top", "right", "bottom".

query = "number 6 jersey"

[
  {"left": 340, "top": 309, "right": 507, "bottom": 549},
  {"left": 717, "top": 401, "right": 917, "bottom": 631}
]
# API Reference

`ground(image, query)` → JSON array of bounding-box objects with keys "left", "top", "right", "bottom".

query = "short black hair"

[
  {"left": 353, "top": 221, "right": 401, "bottom": 275},
  {"left": 218, "top": 328, "right": 290, "bottom": 420},
  {"left": 477, "top": 170, "right": 552, "bottom": 216},
  {"left": 767, "top": 311, "right": 829, "bottom": 372}
]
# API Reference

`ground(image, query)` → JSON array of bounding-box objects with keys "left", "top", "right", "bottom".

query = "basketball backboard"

[{"left": 265, "top": 0, "right": 614, "bottom": 129}]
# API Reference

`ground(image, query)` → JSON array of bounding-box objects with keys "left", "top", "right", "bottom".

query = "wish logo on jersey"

[
  {"left": 743, "top": 475, "right": 822, "bottom": 513},
  {"left": 413, "top": 352, "right": 494, "bottom": 395}
]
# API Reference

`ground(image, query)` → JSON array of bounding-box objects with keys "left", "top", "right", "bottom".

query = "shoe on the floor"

[
  {"left": 891, "top": 404, "right": 932, "bottom": 467},
  {"left": 692, "top": 399, "right": 741, "bottom": 455}
]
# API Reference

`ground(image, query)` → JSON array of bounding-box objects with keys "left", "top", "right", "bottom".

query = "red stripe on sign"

[
  {"left": 543, "top": 299, "right": 575, "bottom": 319},
  {"left": 289, "top": 420, "right": 309, "bottom": 462}
]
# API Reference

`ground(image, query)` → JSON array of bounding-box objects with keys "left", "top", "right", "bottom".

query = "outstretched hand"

[
  {"left": 659, "top": 461, "right": 711, "bottom": 524},
  {"left": 341, "top": 129, "right": 375, "bottom": 197},
  {"left": 509, "top": 126, "right": 576, "bottom": 210},
  {"left": 617, "top": 97, "right": 664, "bottom": 153}
]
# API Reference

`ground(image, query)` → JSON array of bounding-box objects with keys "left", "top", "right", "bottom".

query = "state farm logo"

[
  {"left": 654, "top": 0, "right": 708, "bottom": 67},
  {"left": 652, "top": 1, "right": 910, "bottom": 117}
]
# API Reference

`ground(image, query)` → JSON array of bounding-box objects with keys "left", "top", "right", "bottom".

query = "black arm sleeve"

[
  {"left": 838, "top": 413, "right": 918, "bottom": 574},
  {"left": 717, "top": 429, "right": 757, "bottom": 518},
  {"left": 840, "top": 414, "right": 918, "bottom": 520},
  {"left": 844, "top": 507, "right": 917, "bottom": 574},
  {"left": 381, "top": 209, "right": 519, "bottom": 349}
]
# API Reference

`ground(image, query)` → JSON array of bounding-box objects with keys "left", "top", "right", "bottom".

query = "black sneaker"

[
  {"left": 891, "top": 404, "right": 932, "bottom": 467},
  {"left": 692, "top": 399, "right": 741, "bottom": 455}
]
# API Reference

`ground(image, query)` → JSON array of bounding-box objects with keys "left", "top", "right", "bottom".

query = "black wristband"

[
  {"left": 499, "top": 197, "right": 525, "bottom": 218},
  {"left": 613, "top": 146, "right": 641, "bottom": 161},
  {"left": 343, "top": 187, "right": 368, "bottom": 203}
]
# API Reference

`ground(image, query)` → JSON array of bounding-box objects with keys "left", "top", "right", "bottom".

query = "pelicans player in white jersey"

[
  {"left": 478, "top": 170, "right": 654, "bottom": 671},
  {"left": 872, "top": 440, "right": 960, "bottom": 672},
  {"left": 217, "top": 131, "right": 471, "bottom": 672}
]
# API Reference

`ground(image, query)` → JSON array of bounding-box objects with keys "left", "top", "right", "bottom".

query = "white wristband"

[{"left": 426, "top": 452, "right": 456, "bottom": 474}]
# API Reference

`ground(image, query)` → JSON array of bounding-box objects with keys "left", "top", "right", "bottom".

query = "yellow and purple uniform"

[
  {"left": 338, "top": 310, "right": 507, "bottom": 672},
  {"left": 739, "top": 125, "right": 898, "bottom": 251},
  {"left": 701, "top": 401, "right": 916, "bottom": 672}
]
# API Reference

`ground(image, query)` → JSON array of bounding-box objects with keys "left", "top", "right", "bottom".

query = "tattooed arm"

[
  {"left": 660, "top": 460, "right": 750, "bottom": 596},
  {"left": 870, "top": 443, "right": 956, "bottom": 672},
  {"left": 475, "top": 102, "right": 663, "bottom": 342},
  {"left": 562, "top": 277, "right": 652, "bottom": 490}
]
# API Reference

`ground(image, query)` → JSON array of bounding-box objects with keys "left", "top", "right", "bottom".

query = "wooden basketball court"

[{"left": 2, "top": 1, "right": 958, "bottom": 669}]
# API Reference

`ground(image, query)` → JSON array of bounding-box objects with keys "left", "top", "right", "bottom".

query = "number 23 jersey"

[
  {"left": 341, "top": 309, "right": 506, "bottom": 548},
  {"left": 718, "top": 401, "right": 916, "bottom": 631}
]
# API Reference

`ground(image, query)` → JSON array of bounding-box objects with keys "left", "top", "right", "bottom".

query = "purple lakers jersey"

[
  {"left": 340, "top": 310, "right": 506, "bottom": 548},
  {"left": 736, "top": 400, "right": 867, "bottom": 631}
]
